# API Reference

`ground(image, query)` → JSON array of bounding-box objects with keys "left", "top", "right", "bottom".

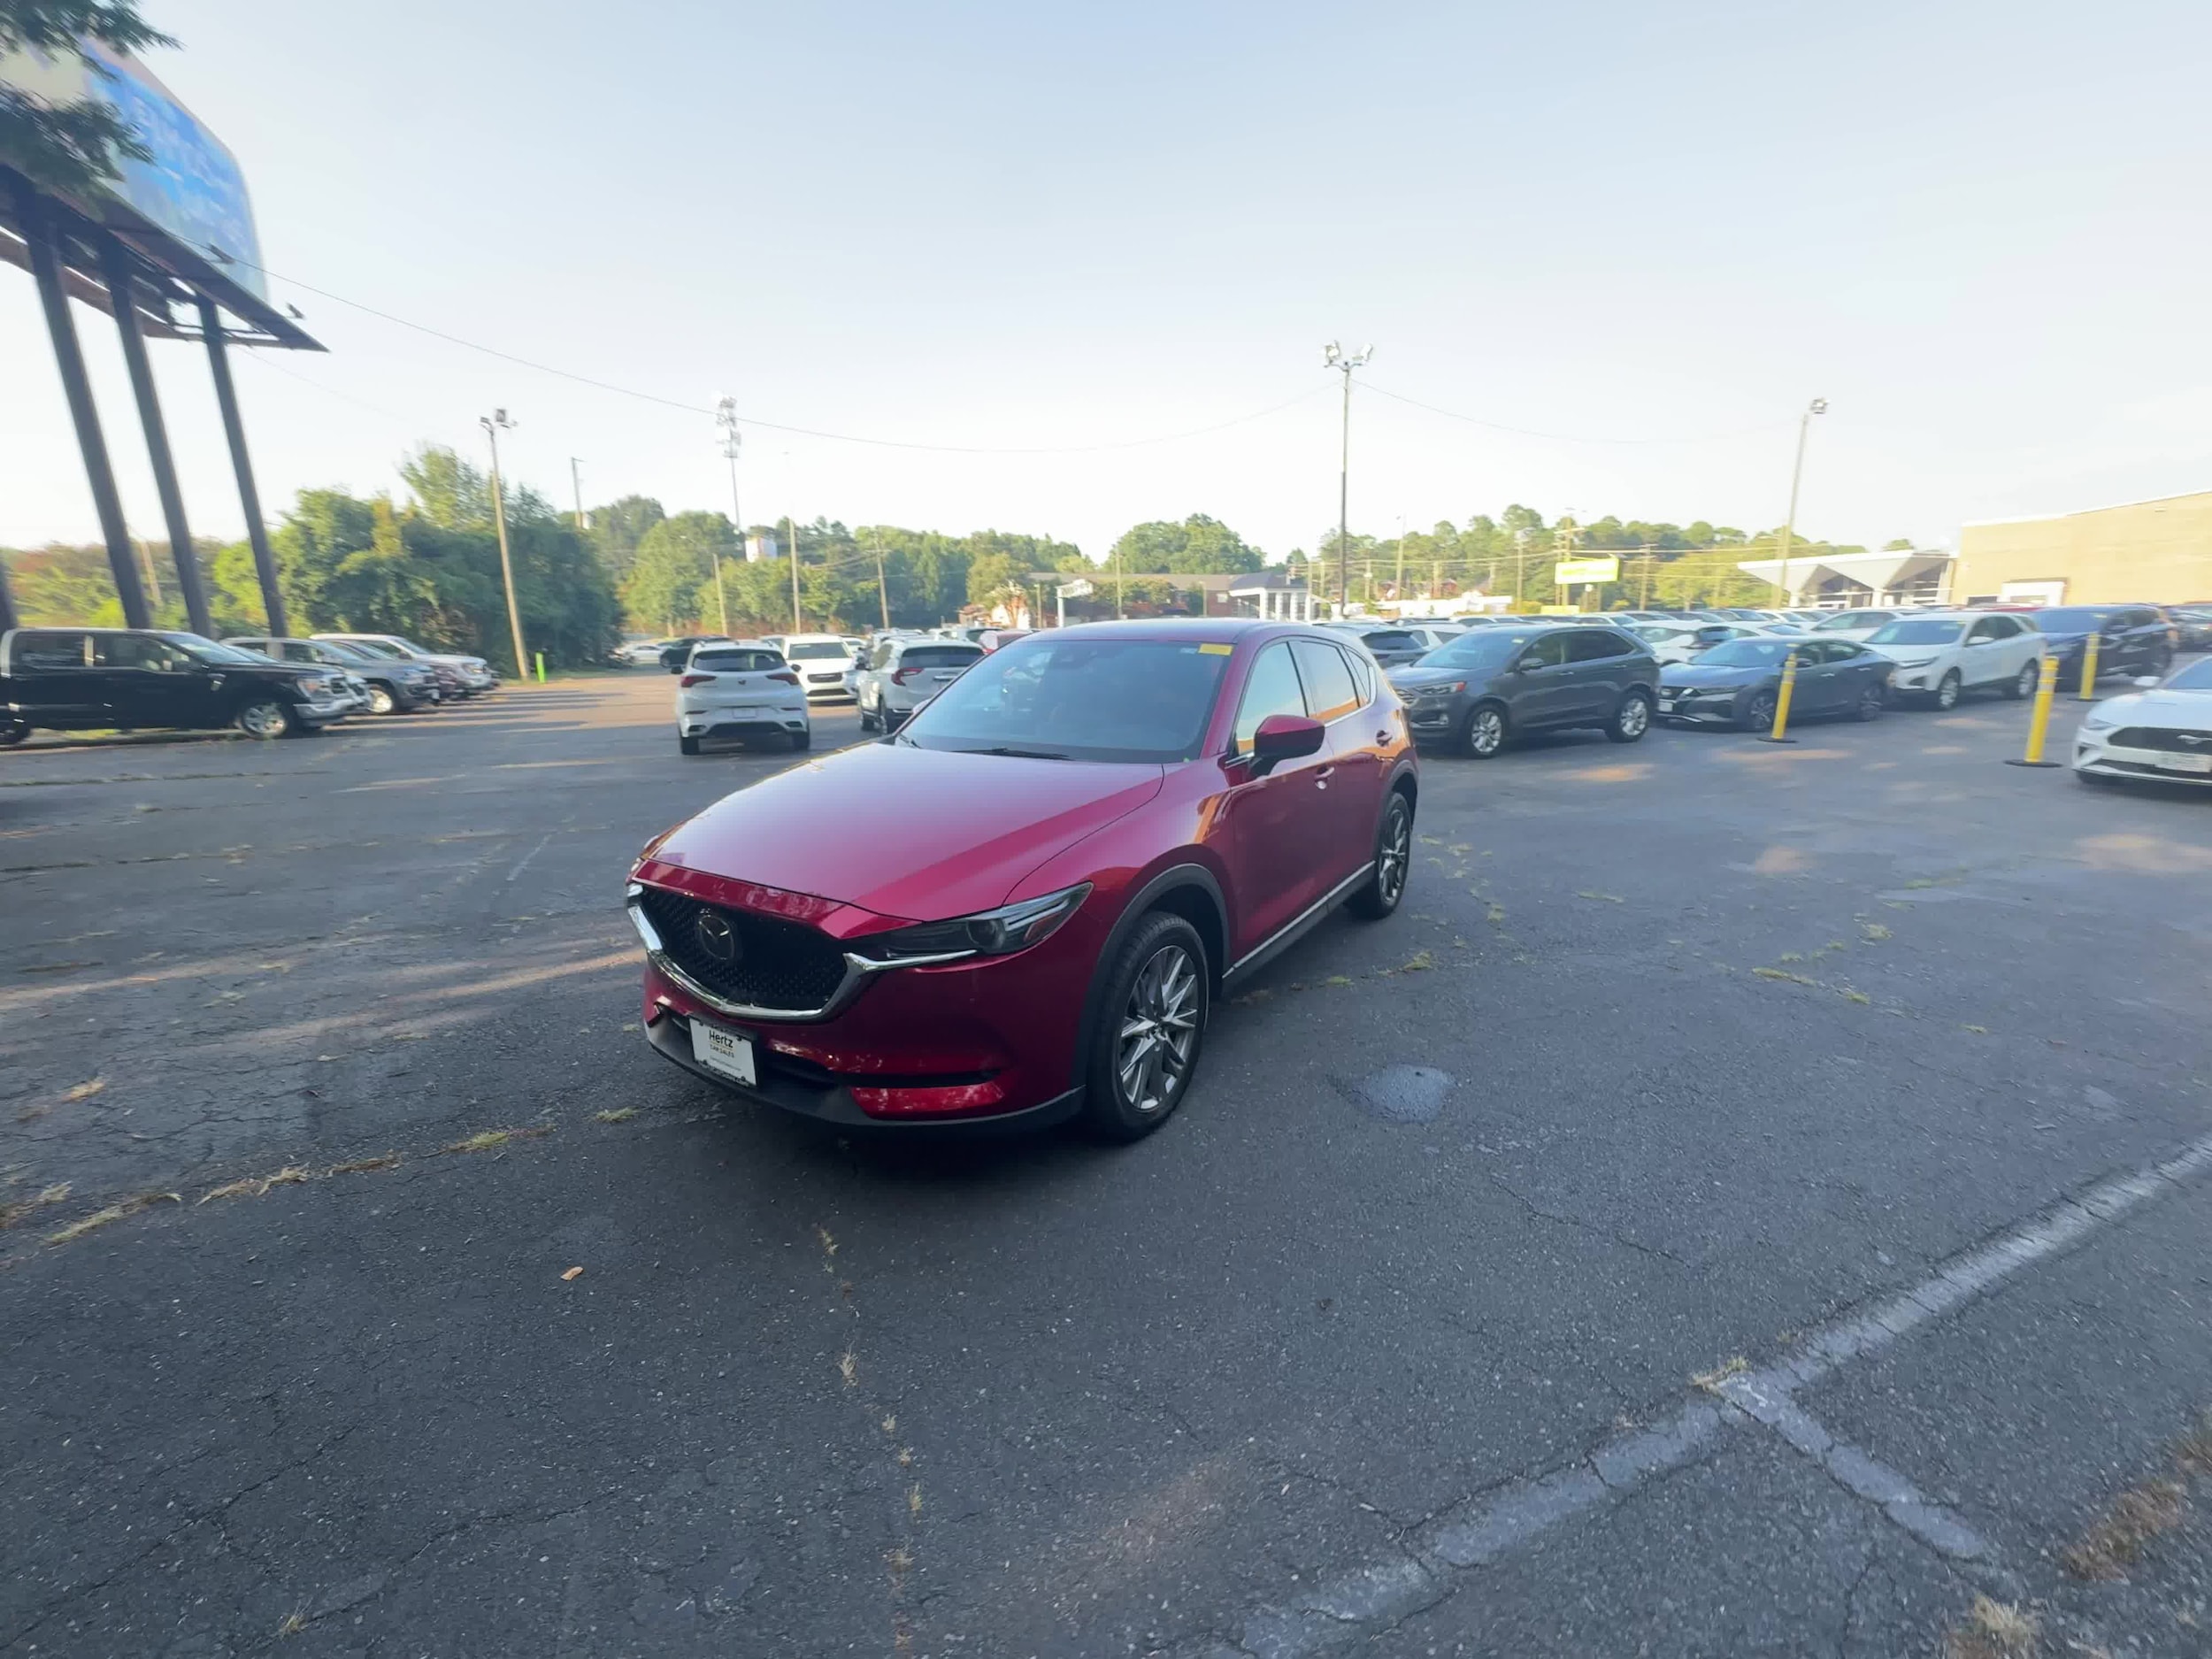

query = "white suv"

[
  {"left": 1860, "top": 611, "right": 2046, "bottom": 709},
  {"left": 674, "top": 641, "right": 810, "bottom": 754},
  {"left": 779, "top": 634, "right": 861, "bottom": 702},
  {"left": 855, "top": 636, "right": 985, "bottom": 732}
]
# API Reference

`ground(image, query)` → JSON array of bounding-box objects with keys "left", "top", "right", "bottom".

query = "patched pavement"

[{"left": 3, "top": 671, "right": 2208, "bottom": 1656}]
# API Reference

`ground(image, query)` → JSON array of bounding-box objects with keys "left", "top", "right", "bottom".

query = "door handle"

[
  {"left": 1314, "top": 765, "right": 1335, "bottom": 780},
  {"left": 1377, "top": 730, "right": 1392, "bottom": 744}
]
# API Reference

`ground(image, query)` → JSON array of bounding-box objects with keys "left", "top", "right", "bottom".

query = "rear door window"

[
  {"left": 12, "top": 631, "right": 91, "bottom": 670},
  {"left": 1289, "top": 639, "right": 1360, "bottom": 722},
  {"left": 692, "top": 649, "right": 784, "bottom": 673},
  {"left": 1517, "top": 633, "right": 1572, "bottom": 669}
]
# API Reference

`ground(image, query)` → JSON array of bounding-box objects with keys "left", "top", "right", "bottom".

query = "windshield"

[
  {"left": 1695, "top": 640, "right": 1797, "bottom": 668},
  {"left": 164, "top": 633, "right": 269, "bottom": 666},
  {"left": 2162, "top": 657, "right": 2212, "bottom": 691},
  {"left": 786, "top": 641, "right": 849, "bottom": 660},
  {"left": 1813, "top": 612, "right": 1886, "bottom": 630},
  {"left": 339, "top": 639, "right": 407, "bottom": 659},
  {"left": 1866, "top": 618, "right": 1963, "bottom": 645},
  {"left": 1417, "top": 631, "right": 1539, "bottom": 669},
  {"left": 1628, "top": 626, "right": 1686, "bottom": 641},
  {"left": 899, "top": 637, "right": 1231, "bottom": 762},
  {"left": 2030, "top": 607, "right": 2110, "bottom": 633}
]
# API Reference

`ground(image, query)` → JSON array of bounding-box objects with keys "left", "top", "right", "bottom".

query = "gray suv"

[
  {"left": 1387, "top": 624, "right": 1660, "bottom": 757},
  {"left": 855, "top": 637, "right": 985, "bottom": 732}
]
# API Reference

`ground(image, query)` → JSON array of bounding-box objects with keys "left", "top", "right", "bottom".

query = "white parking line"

[{"left": 1176, "top": 1125, "right": 2212, "bottom": 1657}]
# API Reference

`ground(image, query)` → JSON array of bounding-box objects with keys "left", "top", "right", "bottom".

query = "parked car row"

[{"left": 0, "top": 626, "right": 497, "bottom": 746}]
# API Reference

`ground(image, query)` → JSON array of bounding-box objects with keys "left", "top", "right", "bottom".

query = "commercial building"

[
  {"left": 1733, "top": 547, "right": 1955, "bottom": 609},
  {"left": 1951, "top": 490, "right": 2212, "bottom": 606}
]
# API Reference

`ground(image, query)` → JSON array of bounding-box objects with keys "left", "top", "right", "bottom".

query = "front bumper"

[
  {"left": 292, "top": 696, "right": 350, "bottom": 726},
  {"left": 2073, "top": 731, "right": 2212, "bottom": 786},
  {"left": 629, "top": 876, "right": 1102, "bottom": 1124},
  {"left": 800, "top": 672, "right": 855, "bottom": 702},
  {"left": 1656, "top": 688, "right": 1746, "bottom": 722}
]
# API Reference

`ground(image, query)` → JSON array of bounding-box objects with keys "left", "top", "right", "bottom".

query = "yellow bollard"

[
  {"left": 1760, "top": 650, "right": 1800, "bottom": 743},
  {"left": 2008, "top": 654, "right": 2062, "bottom": 767},
  {"left": 2077, "top": 632, "right": 2100, "bottom": 699}
]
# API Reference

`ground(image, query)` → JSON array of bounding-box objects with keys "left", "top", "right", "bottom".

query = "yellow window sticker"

[{"left": 1197, "top": 642, "right": 1233, "bottom": 656}]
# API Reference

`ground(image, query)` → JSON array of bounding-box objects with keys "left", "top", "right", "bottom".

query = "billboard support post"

[
  {"left": 15, "top": 178, "right": 149, "bottom": 628},
  {"left": 197, "top": 295, "right": 287, "bottom": 634},
  {"left": 104, "top": 237, "right": 213, "bottom": 635}
]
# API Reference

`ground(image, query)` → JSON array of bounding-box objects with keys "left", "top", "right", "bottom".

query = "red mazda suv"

[{"left": 627, "top": 618, "right": 1417, "bottom": 1139}]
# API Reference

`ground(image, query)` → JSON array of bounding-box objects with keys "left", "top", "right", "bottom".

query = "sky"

[{"left": 4, "top": 0, "right": 2208, "bottom": 566}]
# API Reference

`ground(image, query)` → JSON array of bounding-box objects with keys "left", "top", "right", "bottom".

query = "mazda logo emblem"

[{"left": 692, "top": 910, "right": 740, "bottom": 964}]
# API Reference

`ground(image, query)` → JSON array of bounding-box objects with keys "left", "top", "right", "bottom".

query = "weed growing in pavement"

[
  {"left": 593, "top": 1107, "right": 639, "bottom": 1124},
  {"left": 44, "top": 1191, "right": 179, "bottom": 1246},
  {"left": 0, "top": 1182, "right": 71, "bottom": 1228},
  {"left": 1690, "top": 1356, "right": 1747, "bottom": 1393},
  {"left": 2062, "top": 1480, "right": 2186, "bottom": 1579},
  {"left": 1943, "top": 1594, "right": 2039, "bottom": 1659}
]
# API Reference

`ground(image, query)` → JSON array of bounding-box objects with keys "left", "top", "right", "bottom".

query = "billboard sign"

[
  {"left": 0, "top": 42, "right": 266, "bottom": 301},
  {"left": 1553, "top": 557, "right": 1620, "bottom": 585}
]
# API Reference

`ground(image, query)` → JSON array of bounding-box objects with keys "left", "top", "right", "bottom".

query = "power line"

[
  {"left": 1357, "top": 378, "right": 1792, "bottom": 447},
  {"left": 206, "top": 247, "right": 1327, "bottom": 456}
]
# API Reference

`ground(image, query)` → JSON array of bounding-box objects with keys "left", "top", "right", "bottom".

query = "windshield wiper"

[{"left": 973, "top": 745, "right": 1071, "bottom": 760}]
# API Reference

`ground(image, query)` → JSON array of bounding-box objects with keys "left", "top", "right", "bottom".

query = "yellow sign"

[
  {"left": 1538, "top": 604, "right": 1581, "bottom": 615},
  {"left": 1196, "top": 642, "right": 1234, "bottom": 655},
  {"left": 1553, "top": 557, "right": 1620, "bottom": 585}
]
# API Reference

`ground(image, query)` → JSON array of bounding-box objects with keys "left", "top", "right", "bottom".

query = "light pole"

[
  {"left": 1774, "top": 396, "right": 1828, "bottom": 606},
  {"left": 569, "top": 457, "right": 585, "bottom": 533},
  {"left": 480, "top": 409, "right": 527, "bottom": 680},
  {"left": 712, "top": 396, "right": 741, "bottom": 635},
  {"left": 1323, "top": 341, "right": 1373, "bottom": 616}
]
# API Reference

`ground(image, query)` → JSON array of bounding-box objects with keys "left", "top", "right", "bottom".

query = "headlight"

[
  {"left": 1893, "top": 656, "right": 1937, "bottom": 669},
  {"left": 2081, "top": 710, "right": 2119, "bottom": 732},
  {"left": 847, "top": 883, "right": 1093, "bottom": 964},
  {"left": 1407, "top": 680, "right": 1464, "bottom": 699}
]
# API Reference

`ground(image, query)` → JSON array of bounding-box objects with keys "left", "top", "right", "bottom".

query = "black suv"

[
  {"left": 2027, "top": 605, "right": 2177, "bottom": 683},
  {"left": 1386, "top": 623, "right": 1661, "bottom": 757},
  {"left": 226, "top": 634, "right": 441, "bottom": 714},
  {"left": 0, "top": 627, "right": 350, "bottom": 744}
]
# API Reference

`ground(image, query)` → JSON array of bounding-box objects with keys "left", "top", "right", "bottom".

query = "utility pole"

[
  {"left": 1393, "top": 514, "right": 1407, "bottom": 611},
  {"left": 569, "top": 457, "right": 585, "bottom": 532},
  {"left": 480, "top": 410, "right": 528, "bottom": 679},
  {"left": 1322, "top": 342, "right": 1373, "bottom": 617},
  {"left": 872, "top": 533, "right": 890, "bottom": 628},
  {"left": 1774, "top": 397, "right": 1829, "bottom": 607},
  {"left": 787, "top": 514, "right": 802, "bottom": 633},
  {"left": 1513, "top": 527, "right": 1530, "bottom": 611},
  {"left": 714, "top": 397, "right": 742, "bottom": 636}
]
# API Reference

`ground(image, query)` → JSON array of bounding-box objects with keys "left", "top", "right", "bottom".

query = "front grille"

[
  {"left": 2108, "top": 726, "right": 2212, "bottom": 754},
  {"left": 636, "top": 884, "right": 850, "bottom": 1012}
]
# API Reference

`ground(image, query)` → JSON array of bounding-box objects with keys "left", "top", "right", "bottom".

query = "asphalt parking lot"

[{"left": 4, "top": 673, "right": 2209, "bottom": 1658}]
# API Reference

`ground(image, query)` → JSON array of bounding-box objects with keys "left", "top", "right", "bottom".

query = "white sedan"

[
  {"left": 2073, "top": 657, "right": 2212, "bottom": 787},
  {"left": 1860, "top": 611, "right": 2045, "bottom": 709},
  {"left": 674, "top": 642, "right": 811, "bottom": 755},
  {"left": 1627, "top": 620, "right": 1796, "bottom": 665}
]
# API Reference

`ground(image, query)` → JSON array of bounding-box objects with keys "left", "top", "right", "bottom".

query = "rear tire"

[
  {"left": 1461, "top": 703, "right": 1508, "bottom": 759},
  {"left": 679, "top": 733, "right": 702, "bottom": 756},
  {"left": 790, "top": 727, "right": 812, "bottom": 752},
  {"left": 2004, "top": 661, "right": 2036, "bottom": 701},
  {"left": 0, "top": 718, "right": 30, "bottom": 748},
  {"left": 1605, "top": 689, "right": 1652, "bottom": 743},
  {"left": 1080, "top": 913, "right": 1210, "bottom": 1142},
  {"left": 1349, "top": 790, "right": 1413, "bottom": 920},
  {"left": 858, "top": 700, "right": 880, "bottom": 733}
]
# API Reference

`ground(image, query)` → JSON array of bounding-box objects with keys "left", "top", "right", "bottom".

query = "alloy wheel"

[
  {"left": 238, "top": 701, "right": 288, "bottom": 740},
  {"left": 1746, "top": 691, "right": 1778, "bottom": 731},
  {"left": 1377, "top": 802, "right": 1410, "bottom": 905},
  {"left": 1116, "top": 944, "right": 1200, "bottom": 1116},
  {"left": 1466, "top": 707, "right": 1505, "bottom": 757},
  {"left": 1617, "top": 695, "right": 1650, "bottom": 739},
  {"left": 1936, "top": 672, "right": 1961, "bottom": 710}
]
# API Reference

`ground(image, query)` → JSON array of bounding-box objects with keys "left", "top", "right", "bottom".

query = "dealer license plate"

[
  {"left": 1657, "top": 698, "right": 1677, "bottom": 713},
  {"left": 2159, "top": 752, "right": 2212, "bottom": 774},
  {"left": 688, "top": 1018, "right": 757, "bottom": 1086}
]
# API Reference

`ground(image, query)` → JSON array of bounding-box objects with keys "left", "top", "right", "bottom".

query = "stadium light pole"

[
  {"left": 1323, "top": 342, "right": 1373, "bottom": 616},
  {"left": 480, "top": 410, "right": 528, "bottom": 680},
  {"left": 1774, "top": 397, "right": 1828, "bottom": 606}
]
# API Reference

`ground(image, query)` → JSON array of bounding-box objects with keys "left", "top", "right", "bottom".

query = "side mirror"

[{"left": 1247, "top": 713, "right": 1325, "bottom": 776}]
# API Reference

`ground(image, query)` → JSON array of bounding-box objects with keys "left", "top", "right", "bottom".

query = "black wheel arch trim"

[{"left": 1071, "top": 863, "right": 1227, "bottom": 1095}]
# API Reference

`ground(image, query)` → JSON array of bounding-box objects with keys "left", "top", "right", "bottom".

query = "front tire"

[
  {"left": 679, "top": 733, "right": 702, "bottom": 756},
  {"left": 1080, "top": 913, "right": 1210, "bottom": 1142},
  {"left": 1606, "top": 689, "right": 1652, "bottom": 743},
  {"left": 1349, "top": 789, "right": 1413, "bottom": 920},
  {"left": 1855, "top": 683, "right": 1886, "bottom": 722},
  {"left": 1461, "top": 703, "right": 1508, "bottom": 759},
  {"left": 236, "top": 699, "right": 290, "bottom": 740},
  {"left": 1933, "top": 670, "right": 1962, "bottom": 710},
  {"left": 1740, "top": 689, "right": 1778, "bottom": 733}
]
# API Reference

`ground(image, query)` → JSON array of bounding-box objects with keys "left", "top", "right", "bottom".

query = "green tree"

[
  {"left": 1110, "top": 513, "right": 1263, "bottom": 575},
  {"left": 624, "top": 511, "right": 733, "bottom": 634},
  {"left": 588, "top": 495, "right": 664, "bottom": 580},
  {"left": 399, "top": 445, "right": 492, "bottom": 529},
  {"left": 0, "top": 0, "right": 173, "bottom": 196}
]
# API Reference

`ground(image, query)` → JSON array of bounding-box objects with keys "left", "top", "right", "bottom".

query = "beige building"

[{"left": 1952, "top": 490, "right": 2212, "bottom": 606}]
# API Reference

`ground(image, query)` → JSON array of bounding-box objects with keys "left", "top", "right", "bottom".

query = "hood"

[
  {"left": 1663, "top": 661, "right": 1770, "bottom": 687},
  {"left": 1860, "top": 638, "right": 1957, "bottom": 661},
  {"left": 1388, "top": 664, "right": 1478, "bottom": 692},
  {"left": 644, "top": 740, "right": 1165, "bottom": 923},
  {"left": 2091, "top": 687, "right": 2212, "bottom": 726}
]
